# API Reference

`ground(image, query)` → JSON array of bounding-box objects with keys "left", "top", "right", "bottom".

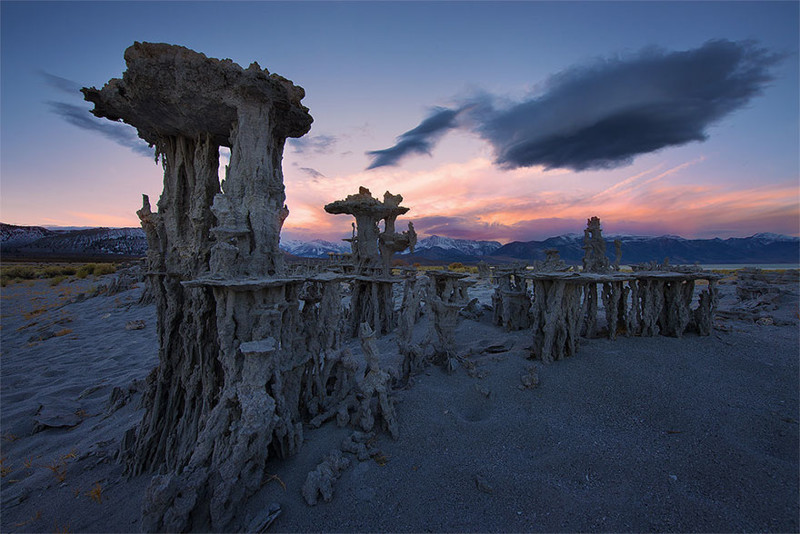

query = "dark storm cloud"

[
  {"left": 48, "top": 101, "right": 153, "bottom": 157},
  {"left": 289, "top": 134, "right": 337, "bottom": 154},
  {"left": 367, "top": 40, "right": 782, "bottom": 172},
  {"left": 366, "top": 107, "right": 462, "bottom": 169}
]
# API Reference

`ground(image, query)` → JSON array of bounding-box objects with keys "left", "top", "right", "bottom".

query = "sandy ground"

[{"left": 1, "top": 270, "right": 797, "bottom": 533}]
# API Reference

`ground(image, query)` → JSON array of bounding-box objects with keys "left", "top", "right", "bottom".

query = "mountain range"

[
  {"left": 489, "top": 233, "right": 799, "bottom": 265},
  {"left": 1, "top": 223, "right": 147, "bottom": 257},
  {"left": 1, "top": 222, "right": 797, "bottom": 265}
]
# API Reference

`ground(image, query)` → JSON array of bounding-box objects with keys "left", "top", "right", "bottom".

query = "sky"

[{"left": 1, "top": 1, "right": 798, "bottom": 243}]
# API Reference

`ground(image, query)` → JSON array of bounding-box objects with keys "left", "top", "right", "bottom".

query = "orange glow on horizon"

[
  {"left": 6, "top": 156, "right": 796, "bottom": 242},
  {"left": 282, "top": 156, "right": 799, "bottom": 242}
]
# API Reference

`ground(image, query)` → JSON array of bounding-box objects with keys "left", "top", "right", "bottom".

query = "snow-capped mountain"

[
  {"left": 0, "top": 223, "right": 55, "bottom": 247},
  {"left": 3, "top": 222, "right": 797, "bottom": 264},
  {"left": 492, "top": 233, "right": 800, "bottom": 264},
  {"left": 413, "top": 235, "right": 502, "bottom": 256},
  {"left": 1, "top": 224, "right": 147, "bottom": 256},
  {"left": 279, "top": 235, "right": 502, "bottom": 259},
  {"left": 750, "top": 232, "right": 800, "bottom": 243},
  {"left": 280, "top": 238, "right": 350, "bottom": 258}
]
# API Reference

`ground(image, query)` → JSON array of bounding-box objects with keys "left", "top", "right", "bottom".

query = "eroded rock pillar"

[
  {"left": 324, "top": 187, "right": 415, "bottom": 335},
  {"left": 84, "top": 42, "right": 315, "bottom": 532}
]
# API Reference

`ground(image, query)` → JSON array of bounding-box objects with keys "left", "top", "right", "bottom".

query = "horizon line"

[{"left": 1, "top": 220, "right": 797, "bottom": 244}]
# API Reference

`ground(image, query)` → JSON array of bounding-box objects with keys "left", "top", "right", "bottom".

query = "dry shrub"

[
  {"left": 23, "top": 307, "right": 48, "bottom": 320},
  {"left": 75, "top": 264, "right": 93, "bottom": 278},
  {"left": 76, "top": 263, "right": 117, "bottom": 278},
  {"left": 1, "top": 265, "right": 36, "bottom": 279},
  {"left": 42, "top": 265, "right": 77, "bottom": 277},
  {"left": 13, "top": 510, "right": 41, "bottom": 528},
  {"left": 43, "top": 460, "right": 67, "bottom": 482},
  {"left": 86, "top": 482, "right": 103, "bottom": 504},
  {"left": 0, "top": 456, "right": 12, "bottom": 477},
  {"left": 93, "top": 263, "right": 117, "bottom": 276}
]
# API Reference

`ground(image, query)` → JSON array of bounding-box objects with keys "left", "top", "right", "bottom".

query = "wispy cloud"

[
  {"left": 289, "top": 134, "right": 338, "bottom": 154},
  {"left": 367, "top": 40, "right": 782, "bottom": 172},
  {"left": 40, "top": 71, "right": 154, "bottom": 158},
  {"left": 299, "top": 167, "right": 325, "bottom": 180},
  {"left": 284, "top": 155, "right": 798, "bottom": 242},
  {"left": 38, "top": 71, "right": 83, "bottom": 95},
  {"left": 47, "top": 101, "right": 153, "bottom": 157},
  {"left": 366, "top": 107, "right": 462, "bottom": 169}
]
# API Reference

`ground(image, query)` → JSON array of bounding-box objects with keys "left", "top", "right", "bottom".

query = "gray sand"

[{"left": 1, "top": 273, "right": 797, "bottom": 532}]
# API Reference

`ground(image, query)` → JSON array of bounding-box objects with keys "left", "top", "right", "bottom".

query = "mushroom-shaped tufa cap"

[
  {"left": 324, "top": 187, "right": 410, "bottom": 219},
  {"left": 82, "top": 42, "right": 313, "bottom": 147}
]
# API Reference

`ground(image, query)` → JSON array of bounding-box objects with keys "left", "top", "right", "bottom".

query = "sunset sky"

[{"left": 1, "top": 1, "right": 798, "bottom": 243}]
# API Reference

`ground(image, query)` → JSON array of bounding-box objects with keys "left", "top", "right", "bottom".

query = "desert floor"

[{"left": 1, "top": 268, "right": 798, "bottom": 533}]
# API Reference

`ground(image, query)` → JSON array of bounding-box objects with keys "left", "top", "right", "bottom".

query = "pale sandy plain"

[{"left": 0, "top": 266, "right": 798, "bottom": 533}]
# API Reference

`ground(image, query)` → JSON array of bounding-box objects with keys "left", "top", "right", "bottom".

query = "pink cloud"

[{"left": 282, "top": 156, "right": 799, "bottom": 242}]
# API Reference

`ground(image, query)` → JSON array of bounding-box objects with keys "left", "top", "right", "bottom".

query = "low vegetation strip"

[{"left": 0, "top": 262, "right": 117, "bottom": 286}]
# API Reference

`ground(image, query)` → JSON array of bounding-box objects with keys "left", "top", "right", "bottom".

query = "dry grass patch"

[
  {"left": 0, "top": 261, "right": 116, "bottom": 286},
  {"left": 86, "top": 482, "right": 104, "bottom": 503},
  {"left": 13, "top": 510, "right": 42, "bottom": 528}
]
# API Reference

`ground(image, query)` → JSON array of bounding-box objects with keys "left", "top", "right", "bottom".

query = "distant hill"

[
  {"left": 414, "top": 235, "right": 502, "bottom": 257},
  {"left": 1, "top": 223, "right": 146, "bottom": 257},
  {"left": 492, "top": 233, "right": 800, "bottom": 265},
  {"left": 2, "top": 223, "right": 797, "bottom": 264},
  {"left": 279, "top": 238, "right": 350, "bottom": 258},
  {"left": 279, "top": 235, "right": 502, "bottom": 260},
  {"left": 0, "top": 223, "right": 55, "bottom": 247}
]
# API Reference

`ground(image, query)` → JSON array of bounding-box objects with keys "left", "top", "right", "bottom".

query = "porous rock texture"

[
  {"left": 301, "top": 449, "right": 351, "bottom": 506},
  {"left": 532, "top": 249, "right": 569, "bottom": 272},
  {"left": 84, "top": 42, "right": 357, "bottom": 532},
  {"left": 476, "top": 260, "right": 491, "bottom": 279},
  {"left": 527, "top": 271, "right": 720, "bottom": 363},
  {"left": 324, "top": 187, "right": 416, "bottom": 336},
  {"left": 398, "top": 269, "right": 427, "bottom": 381},
  {"left": 492, "top": 268, "right": 532, "bottom": 331},
  {"left": 582, "top": 216, "right": 611, "bottom": 273},
  {"left": 426, "top": 271, "right": 473, "bottom": 367},
  {"left": 528, "top": 275, "right": 585, "bottom": 363},
  {"left": 354, "top": 322, "right": 399, "bottom": 438}
]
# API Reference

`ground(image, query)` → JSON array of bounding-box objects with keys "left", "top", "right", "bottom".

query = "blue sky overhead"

[{"left": 1, "top": 1, "right": 797, "bottom": 242}]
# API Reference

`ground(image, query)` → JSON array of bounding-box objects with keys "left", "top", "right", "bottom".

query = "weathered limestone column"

[
  {"left": 600, "top": 277, "right": 632, "bottom": 339},
  {"left": 583, "top": 283, "right": 600, "bottom": 337},
  {"left": 527, "top": 273, "right": 585, "bottom": 364},
  {"left": 215, "top": 100, "right": 291, "bottom": 276},
  {"left": 492, "top": 267, "right": 532, "bottom": 330},
  {"left": 84, "top": 42, "right": 318, "bottom": 532},
  {"left": 379, "top": 193, "right": 417, "bottom": 273},
  {"left": 397, "top": 269, "right": 426, "bottom": 380},
  {"left": 426, "top": 270, "right": 472, "bottom": 367},
  {"left": 582, "top": 216, "right": 611, "bottom": 273},
  {"left": 324, "top": 187, "right": 415, "bottom": 335}
]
